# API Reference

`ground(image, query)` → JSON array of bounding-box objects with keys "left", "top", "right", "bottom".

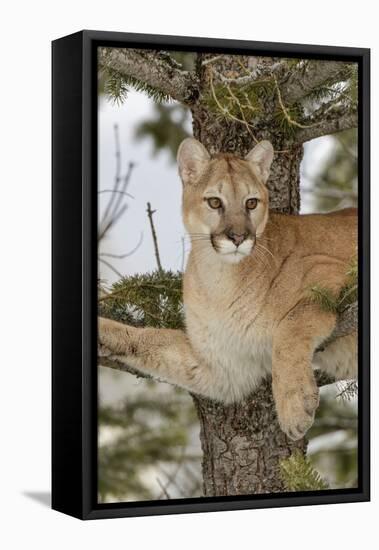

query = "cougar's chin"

[
  {"left": 220, "top": 253, "right": 247, "bottom": 264},
  {"left": 214, "top": 238, "right": 253, "bottom": 264}
]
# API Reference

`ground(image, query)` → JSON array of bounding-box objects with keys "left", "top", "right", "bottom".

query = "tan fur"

[{"left": 99, "top": 139, "right": 357, "bottom": 440}]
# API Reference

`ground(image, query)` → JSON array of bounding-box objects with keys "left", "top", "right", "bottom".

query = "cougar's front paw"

[
  {"left": 274, "top": 380, "right": 319, "bottom": 441},
  {"left": 98, "top": 343, "right": 113, "bottom": 358},
  {"left": 98, "top": 317, "right": 128, "bottom": 356}
]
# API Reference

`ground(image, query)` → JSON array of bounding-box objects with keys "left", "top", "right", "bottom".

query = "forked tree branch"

[{"left": 99, "top": 47, "right": 199, "bottom": 105}]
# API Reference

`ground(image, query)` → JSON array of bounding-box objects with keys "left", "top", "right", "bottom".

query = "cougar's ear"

[
  {"left": 245, "top": 141, "right": 274, "bottom": 184},
  {"left": 177, "top": 138, "right": 210, "bottom": 185}
]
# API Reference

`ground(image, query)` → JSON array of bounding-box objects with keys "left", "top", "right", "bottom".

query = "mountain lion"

[{"left": 99, "top": 138, "right": 357, "bottom": 440}]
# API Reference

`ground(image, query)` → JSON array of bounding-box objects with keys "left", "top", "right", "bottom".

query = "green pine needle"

[
  {"left": 104, "top": 69, "right": 171, "bottom": 105},
  {"left": 203, "top": 80, "right": 272, "bottom": 125},
  {"left": 99, "top": 269, "right": 184, "bottom": 330},
  {"left": 104, "top": 70, "right": 129, "bottom": 105},
  {"left": 346, "top": 256, "right": 358, "bottom": 282},
  {"left": 308, "top": 285, "right": 339, "bottom": 313},
  {"left": 308, "top": 256, "right": 357, "bottom": 314},
  {"left": 280, "top": 450, "right": 329, "bottom": 491}
]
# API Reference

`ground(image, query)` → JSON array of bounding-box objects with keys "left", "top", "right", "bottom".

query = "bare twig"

[
  {"left": 109, "top": 161, "right": 135, "bottom": 225},
  {"left": 146, "top": 202, "right": 163, "bottom": 272},
  {"left": 98, "top": 189, "right": 134, "bottom": 199},
  {"left": 336, "top": 379, "right": 358, "bottom": 401},
  {"left": 99, "top": 124, "right": 122, "bottom": 236},
  {"left": 98, "top": 204, "right": 128, "bottom": 243},
  {"left": 156, "top": 477, "right": 171, "bottom": 499},
  {"left": 99, "top": 257, "right": 124, "bottom": 279},
  {"left": 98, "top": 124, "right": 135, "bottom": 242},
  {"left": 99, "top": 232, "right": 143, "bottom": 260},
  {"left": 158, "top": 464, "right": 188, "bottom": 498}
]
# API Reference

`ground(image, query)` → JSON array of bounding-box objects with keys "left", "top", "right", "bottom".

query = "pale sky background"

[{"left": 98, "top": 90, "right": 334, "bottom": 284}]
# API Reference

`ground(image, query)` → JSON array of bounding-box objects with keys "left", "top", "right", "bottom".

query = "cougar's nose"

[{"left": 226, "top": 231, "right": 247, "bottom": 246}]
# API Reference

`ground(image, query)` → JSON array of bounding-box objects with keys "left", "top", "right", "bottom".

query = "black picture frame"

[{"left": 52, "top": 30, "right": 370, "bottom": 520}]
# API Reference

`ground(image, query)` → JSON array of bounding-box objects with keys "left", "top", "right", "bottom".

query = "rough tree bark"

[{"left": 98, "top": 49, "right": 358, "bottom": 497}]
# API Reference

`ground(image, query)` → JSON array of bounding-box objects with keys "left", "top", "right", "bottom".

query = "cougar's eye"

[
  {"left": 246, "top": 198, "right": 258, "bottom": 210},
  {"left": 207, "top": 197, "right": 222, "bottom": 209}
]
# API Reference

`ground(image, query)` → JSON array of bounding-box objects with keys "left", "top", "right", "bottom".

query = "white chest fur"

[{"left": 185, "top": 303, "right": 273, "bottom": 403}]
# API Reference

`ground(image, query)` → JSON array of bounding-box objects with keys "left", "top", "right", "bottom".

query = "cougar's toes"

[{"left": 275, "top": 384, "right": 319, "bottom": 441}]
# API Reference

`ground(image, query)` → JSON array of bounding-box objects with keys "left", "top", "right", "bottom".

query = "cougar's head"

[{"left": 177, "top": 138, "right": 273, "bottom": 264}]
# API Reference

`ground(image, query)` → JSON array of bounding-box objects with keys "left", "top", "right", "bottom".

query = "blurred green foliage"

[
  {"left": 135, "top": 103, "right": 190, "bottom": 161},
  {"left": 312, "top": 129, "right": 358, "bottom": 212},
  {"left": 98, "top": 389, "right": 200, "bottom": 502},
  {"left": 306, "top": 127, "right": 358, "bottom": 489},
  {"left": 307, "top": 386, "right": 358, "bottom": 488}
]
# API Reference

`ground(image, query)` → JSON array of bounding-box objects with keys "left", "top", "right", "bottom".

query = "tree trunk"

[
  {"left": 193, "top": 384, "right": 305, "bottom": 496},
  {"left": 190, "top": 54, "right": 306, "bottom": 496}
]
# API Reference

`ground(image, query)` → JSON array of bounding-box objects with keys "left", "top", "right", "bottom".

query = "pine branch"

[
  {"left": 308, "top": 285, "right": 340, "bottom": 313},
  {"left": 281, "top": 61, "right": 353, "bottom": 104},
  {"left": 203, "top": 59, "right": 357, "bottom": 143},
  {"left": 100, "top": 355, "right": 153, "bottom": 381},
  {"left": 311, "top": 257, "right": 358, "bottom": 352},
  {"left": 296, "top": 104, "right": 358, "bottom": 143},
  {"left": 99, "top": 47, "right": 199, "bottom": 105}
]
